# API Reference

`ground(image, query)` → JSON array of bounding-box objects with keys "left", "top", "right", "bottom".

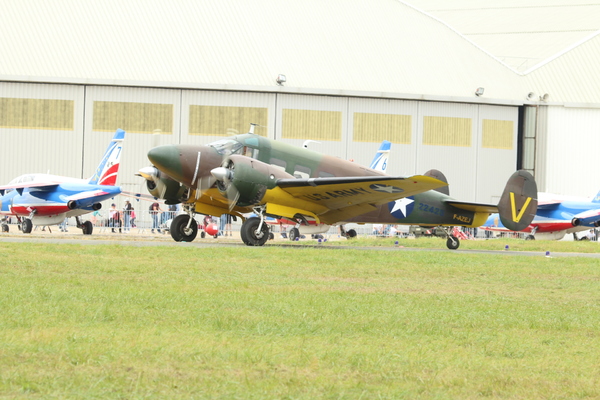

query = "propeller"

[{"left": 211, "top": 159, "right": 240, "bottom": 211}]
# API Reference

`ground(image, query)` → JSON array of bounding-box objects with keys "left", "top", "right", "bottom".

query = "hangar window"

[
  {"left": 0, "top": 98, "right": 74, "bottom": 130},
  {"left": 189, "top": 105, "right": 268, "bottom": 136},
  {"left": 93, "top": 101, "right": 173, "bottom": 134}
]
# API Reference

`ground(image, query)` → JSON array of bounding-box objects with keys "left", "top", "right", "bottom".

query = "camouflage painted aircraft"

[{"left": 138, "top": 126, "right": 537, "bottom": 249}]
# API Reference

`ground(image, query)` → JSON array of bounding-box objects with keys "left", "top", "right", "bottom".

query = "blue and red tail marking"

[{"left": 88, "top": 129, "right": 125, "bottom": 186}]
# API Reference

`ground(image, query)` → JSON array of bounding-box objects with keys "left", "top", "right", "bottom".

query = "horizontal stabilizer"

[{"left": 444, "top": 200, "right": 498, "bottom": 214}]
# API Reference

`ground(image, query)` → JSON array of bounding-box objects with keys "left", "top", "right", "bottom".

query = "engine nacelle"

[
  {"left": 67, "top": 200, "right": 102, "bottom": 210},
  {"left": 571, "top": 216, "right": 600, "bottom": 227},
  {"left": 139, "top": 166, "right": 187, "bottom": 204},
  {"left": 216, "top": 155, "right": 294, "bottom": 207}
]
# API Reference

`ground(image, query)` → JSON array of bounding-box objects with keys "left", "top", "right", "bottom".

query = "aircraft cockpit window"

[
  {"left": 9, "top": 174, "right": 34, "bottom": 185},
  {"left": 209, "top": 139, "right": 244, "bottom": 156},
  {"left": 293, "top": 165, "right": 311, "bottom": 179},
  {"left": 318, "top": 171, "right": 335, "bottom": 178},
  {"left": 270, "top": 158, "right": 287, "bottom": 173},
  {"left": 242, "top": 146, "right": 259, "bottom": 158}
]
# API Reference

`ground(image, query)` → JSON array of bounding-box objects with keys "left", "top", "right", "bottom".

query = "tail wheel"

[
  {"left": 170, "top": 214, "right": 198, "bottom": 242},
  {"left": 446, "top": 235, "right": 460, "bottom": 250},
  {"left": 21, "top": 219, "right": 33, "bottom": 234},
  {"left": 241, "top": 217, "right": 269, "bottom": 246}
]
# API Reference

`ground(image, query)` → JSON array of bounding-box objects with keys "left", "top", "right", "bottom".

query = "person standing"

[
  {"left": 123, "top": 200, "right": 133, "bottom": 232},
  {"left": 109, "top": 203, "right": 122, "bottom": 233},
  {"left": 150, "top": 202, "right": 163, "bottom": 233}
]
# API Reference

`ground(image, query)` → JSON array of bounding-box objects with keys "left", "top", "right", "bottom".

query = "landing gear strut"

[
  {"left": 75, "top": 216, "right": 93, "bottom": 235},
  {"left": 339, "top": 225, "right": 357, "bottom": 239},
  {"left": 440, "top": 226, "right": 460, "bottom": 250},
  {"left": 170, "top": 206, "right": 198, "bottom": 242},
  {"left": 240, "top": 206, "right": 271, "bottom": 246}
]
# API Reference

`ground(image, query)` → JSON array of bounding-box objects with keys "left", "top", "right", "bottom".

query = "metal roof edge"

[
  {"left": 394, "top": 0, "right": 522, "bottom": 76},
  {"left": 0, "top": 75, "right": 524, "bottom": 107},
  {"left": 522, "top": 29, "right": 600, "bottom": 75}
]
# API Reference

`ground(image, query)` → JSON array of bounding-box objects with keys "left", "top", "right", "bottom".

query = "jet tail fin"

[
  {"left": 497, "top": 170, "right": 538, "bottom": 231},
  {"left": 369, "top": 141, "right": 391, "bottom": 172},
  {"left": 88, "top": 129, "right": 125, "bottom": 186},
  {"left": 592, "top": 190, "right": 600, "bottom": 203}
]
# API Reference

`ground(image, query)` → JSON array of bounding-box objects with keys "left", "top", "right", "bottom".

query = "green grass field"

[{"left": 1, "top": 240, "right": 599, "bottom": 399}]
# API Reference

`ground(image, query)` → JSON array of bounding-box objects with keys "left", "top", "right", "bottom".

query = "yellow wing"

[{"left": 270, "top": 175, "right": 447, "bottom": 224}]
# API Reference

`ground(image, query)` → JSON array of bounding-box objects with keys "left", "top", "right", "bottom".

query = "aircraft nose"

[
  {"left": 147, "top": 144, "right": 223, "bottom": 188},
  {"left": 148, "top": 146, "right": 182, "bottom": 176}
]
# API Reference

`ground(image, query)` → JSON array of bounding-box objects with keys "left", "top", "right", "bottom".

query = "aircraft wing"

[
  {"left": 275, "top": 175, "right": 447, "bottom": 222},
  {"left": 65, "top": 190, "right": 112, "bottom": 201},
  {"left": 443, "top": 200, "right": 498, "bottom": 214},
  {"left": 0, "top": 182, "right": 60, "bottom": 196}
]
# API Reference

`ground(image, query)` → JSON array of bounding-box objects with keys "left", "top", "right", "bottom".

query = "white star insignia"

[
  {"left": 371, "top": 184, "right": 403, "bottom": 193},
  {"left": 391, "top": 197, "right": 414, "bottom": 217}
]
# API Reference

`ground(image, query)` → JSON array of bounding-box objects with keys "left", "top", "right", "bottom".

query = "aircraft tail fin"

[
  {"left": 369, "top": 141, "right": 391, "bottom": 172},
  {"left": 88, "top": 129, "right": 125, "bottom": 186},
  {"left": 592, "top": 190, "right": 600, "bottom": 203},
  {"left": 424, "top": 169, "right": 450, "bottom": 196},
  {"left": 497, "top": 170, "right": 538, "bottom": 231}
]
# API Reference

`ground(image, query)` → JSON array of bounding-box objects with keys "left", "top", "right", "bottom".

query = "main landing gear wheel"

[
  {"left": 446, "top": 235, "right": 460, "bottom": 250},
  {"left": 289, "top": 227, "right": 300, "bottom": 241},
  {"left": 1, "top": 224, "right": 8, "bottom": 232},
  {"left": 241, "top": 217, "right": 270, "bottom": 246},
  {"left": 346, "top": 229, "right": 357, "bottom": 239},
  {"left": 170, "top": 214, "right": 198, "bottom": 242},
  {"left": 21, "top": 219, "right": 33, "bottom": 234},
  {"left": 525, "top": 235, "right": 535, "bottom": 240},
  {"left": 82, "top": 220, "right": 93, "bottom": 235}
]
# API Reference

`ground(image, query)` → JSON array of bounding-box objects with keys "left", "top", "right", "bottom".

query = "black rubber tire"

[
  {"left": 1, "top": 224, "right": 8, "bottom": 232},
  {"left": 241, "top": 217, "right": 269, "bottom": 246},
  {"left": 21, "top": 219, "right": 33, "bottom": 234},
  {"left": 446, "top": 235, "right": 460, "bottom": 250},
  {"left": 170, "top": 214, "right": 198, "bottom": 242},
  {"left": 289, "top": 227, "right": 300, "bottom": 241},
  {"left": 346, "top": 229, "right": 357, "bottom": 238},
  {"left": 525, "top": 235, "right": 535, "bottom": 240},
  {"left": 82, "top": 220, "right": 93, "bottom": 235}
]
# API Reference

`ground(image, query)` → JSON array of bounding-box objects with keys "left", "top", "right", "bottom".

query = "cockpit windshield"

[{"left": 208, "top": 139, "right": 245, "bottom": 156}]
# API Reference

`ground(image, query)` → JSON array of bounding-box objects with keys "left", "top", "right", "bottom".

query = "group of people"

[
  {"left": 72, "top": 200, "right": 235, "bottom": 236},
  {"left": 107, "top": 201, "right": 136, "bottom": 233}
]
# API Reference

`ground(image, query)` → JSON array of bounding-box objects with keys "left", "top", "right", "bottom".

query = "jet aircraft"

[
  {"left": 482, "top": 191, "right": 600, "bottom": 240},
  {"left": 0, "top": 129, "right": 125, "bottom": 235},
  {"left": 138, "top": 126, "right": 537, "bottom": 249}
]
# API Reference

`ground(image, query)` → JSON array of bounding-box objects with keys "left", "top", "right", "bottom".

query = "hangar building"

[{"left": 1, "top": 0, "right": 599, "bottom": 207}]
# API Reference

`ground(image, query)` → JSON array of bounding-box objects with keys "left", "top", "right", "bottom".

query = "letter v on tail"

[
  {"left": 497, "top": 170, "right": 538, "bottom": 231},
  {"left": 88, "top": 129, "right": 125, "bottom": 186}
]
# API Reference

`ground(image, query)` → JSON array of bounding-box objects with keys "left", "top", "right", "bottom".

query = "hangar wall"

[
  {"left": 536, "top": 106, "right": 600, "bottom": 197},
  {"left": 0, "top": 81, "right": 519, "bottom": 205}
]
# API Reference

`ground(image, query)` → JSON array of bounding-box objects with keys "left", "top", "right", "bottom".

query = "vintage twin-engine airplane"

[
  {"left": 0, "top": 129, "right": 125, "bottom": 234},
  {"left": 138, "top": 126, "right": 537, "bottom": 249},
  {"left": 482, "top": 191, "right": 600, "bottom": 240}
]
